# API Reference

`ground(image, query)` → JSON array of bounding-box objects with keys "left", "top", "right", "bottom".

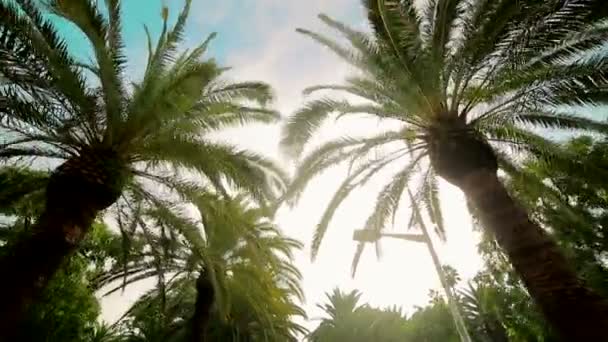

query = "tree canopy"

[{"left": 2, "top": 0, "right": 608, "bottom": 341}]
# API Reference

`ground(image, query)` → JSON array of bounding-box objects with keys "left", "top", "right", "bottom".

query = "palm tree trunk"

[
  {"left": 0, "top": 152, "right": 126, "bottom": 338},
  {"left": 457, "top": 168, "right": 608, "bottom": 340},
  {"left": 191, "top": 269, "right": 215, "bottom": 342},
  {"left": 0, "top": 203, "right": 97, "bottom": 339}
]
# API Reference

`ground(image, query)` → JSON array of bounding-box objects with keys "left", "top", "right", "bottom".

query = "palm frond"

[
  {"left": 482, "top": 123, "right": 572, "bottom": 159},
  {"left": 0, "top": 87, "right": 86, "bottom": 148},
  {"left": 295, "top": 27, "right": 363, "bottom": 70},
  {"left": 105, "top": 0, "right": 127, "bottom": 70},
  {"left": 349, "top": 152, "right": 427, "bottom": 275},
  {"left": 298, "top": 15, "right": 431, "bottom": 115},
  {"left": 136, "top": 136, "right": 285, "bottom": 203},
  {"left": 430, "top": 0, "right": 464, "bottom": 58},
  {"left": 525, "top": 24, "right": 608, "bottom": 69},
  {"left": 205, "top": 81, "right": 274, "bottom": 105},
  {"left": 0, "top": 0, "right": 96, "bottom": 136},
  {"left": 146, "top": 0, "right": 192, "bottom": 76},
  {"left": 0, "top": 146, "right": 69, "bottom": 160},
  {"left": 310, "top": 149, "right": 408, "bottom": 260},
  {"left": 191, "top": 103, "right": 280, "bottom": 131},
  {"left": 281, "top": 98, "right": 350, "bottom": 157},
  {"left": 0, "top": 167, "right": 47, "bottom": 212},
  {"left": 420, "top": 170, "right": 447, "bottom": 240},
  {"left": 511, "top": 0, "right": 608, "bottom": 67},
  {"left": 49, "top": 0, "right": 126, "bottom": 142},
  {"left": 514, "top": 111, "right": 608, "bottom": 134},
  {"left": 281, "top": 130, "right": 407, "bottom": 207},
  {"left": 361, "top": 152, "right": 426, "bottom": 236},
  {"left": 364, "top": 0, "right": 434, "bottom": 103},
  {"left": 127, "top": 60, "right": 221, "bottom": 144}
]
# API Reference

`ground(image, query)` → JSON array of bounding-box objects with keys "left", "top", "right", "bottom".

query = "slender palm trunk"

[
  {"left": 457, "top": 168, "right": 608, "bottom": 340},
  {"left": 415, "top": 208, "right": 472, "bottom": 342},
  {"left": 0, "top": 201, "right": 98, "bottom": 338},
  {"left": 191, "top": 269, "right": 215, "bottom": 342}
]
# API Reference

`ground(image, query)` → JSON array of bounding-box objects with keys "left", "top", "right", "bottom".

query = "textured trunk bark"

[
  {"left": 458, "top": 169, "right": 608, "bottom": 341},
  {"left": 0, "top": 151, "right": 126, "bottom": 339},
  {"left": 430, "top": 127, "right": 608, "bottom": 340},
  {"left": 0, "top": 203, "right": 97, "bottom": 339},
  {"left": 191, "top": 270, "right": 215, "bottom": 342}
]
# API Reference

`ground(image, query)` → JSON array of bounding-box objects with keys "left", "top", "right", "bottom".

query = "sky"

[{"left": 50, "top": 0, "right": 484, "bottom": 329}]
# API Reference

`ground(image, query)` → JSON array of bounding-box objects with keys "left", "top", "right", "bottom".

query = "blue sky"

[
  {"left": 52, "top": 0, "right": 362, "bottom": 78},
  {"left": 41, "top": 0, "right": 483, "bottom": 329}
]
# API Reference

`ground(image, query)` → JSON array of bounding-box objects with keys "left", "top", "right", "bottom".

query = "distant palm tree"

[
  {"left": 281, "top": 0, "right": 608, "bottom": 339},
  {"left": 309, "top": 289, "right": 414, "bottom": 342},
  {"left": 95, "top": 195, "right": 307, "bottom": 342},
  {"left": 459, "top": 282, "right": 509, "bottom": 342},
  {"left": 314, "top": 289, "right": 363, "bottom": 328},
  {"left": 86, "top": 322, "right": 125, "bottom": 342},
  {"left": 308, "top": 289, "right": 365, "bottom": 341},
  {"left": 0, "top": 0, "right": 286, "bottom": 333}
]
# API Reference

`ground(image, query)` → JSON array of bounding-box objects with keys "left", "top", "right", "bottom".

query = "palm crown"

[
  {"left": 309, "top": 289, "right": 410, "bottom": 341},
  {"left": 97, "top": 195, "right": 307, "bottom": 341},
  {"left": 281, "top": 0, "right": 608, "bottom": 260},
  {"left": 0, "top": 0, "right": 290, "bottom": 330},
  {"left": 0, "top": 0, "right": 287, "bottom": 210}
]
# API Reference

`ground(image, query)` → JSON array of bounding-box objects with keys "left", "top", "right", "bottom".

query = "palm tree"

[
  {"left": 309, "top": 289, "right": 443, "bottom": 341},
  {"left": 0, "top": 0, "right": 287, "bottom": 333},
  {"left": 459, "top": 269, "right": 559, "bottom": 341},
  {"left": 86, "top": 322, "right": 126, "bottom": 342},
  {"left": 459, "top": 282, "right": 509, "bottom": 342},
  {"left": 281, "top": 0, "right": 608, "bottom": 338},
  {"left": 95, "top": 195, "right": 307, "bottom": 341},
  {"left": 117, "top": 267, "right": 307, "bottom": 342},
  {"left": 308, "top": 289, "right": 368, "bottom": 341}
]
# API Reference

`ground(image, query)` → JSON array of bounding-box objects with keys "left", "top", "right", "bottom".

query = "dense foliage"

[
  {"left": 15, "top": 227, "right": 109, "bottom": 342},
  {"left": 279, "top": 0, "right": 608, "bottom": 338},
  {"left": 307, "top": 134, "right": 608, "bottom": 342},
  {"left": 0, "top": 0, "right": 287, "bottom": 334},
  {"left": 308, "top": 288, "right": 459, "bottom": 341},
  {"left": 97, "top": 195, "right": 308, "bottom": 341},
  {"left": 0, "top": 187, "right": 117, "bottom": 342},
  {"left": 1, "top": 0, "right": 608, "bottom": 341}
]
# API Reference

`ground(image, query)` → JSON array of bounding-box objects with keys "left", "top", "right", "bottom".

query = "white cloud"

[
  {"left": 191, "top": 0, "right": 234, "bottom": 25},
  {"left": 221, "top": 1, "right": 360, "bottom": 111}
]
